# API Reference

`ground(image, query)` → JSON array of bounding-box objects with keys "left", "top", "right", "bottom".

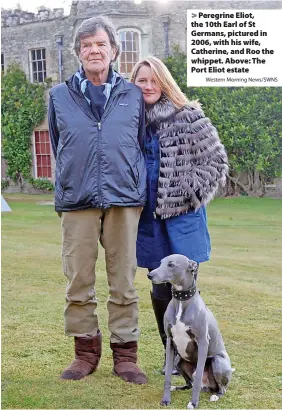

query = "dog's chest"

[{"left": 170, "top": 303, "right": 196, "bottom": 360}]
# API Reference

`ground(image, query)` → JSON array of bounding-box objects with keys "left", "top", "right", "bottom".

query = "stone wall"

[
  {"left": 1, "top": 1, "right": 194, "bottom": 82},
  {"left": 74, "top": 0, "right": 150, "bottom": 16},
  {"left": 1, "top": 7, "right": 64, "bottom": 27},
  {"left": 3, "top": 1, "right": 281, "bottom": 79},
  {"left": 1, "top": 15, "right": 78, "bottom": 85}
]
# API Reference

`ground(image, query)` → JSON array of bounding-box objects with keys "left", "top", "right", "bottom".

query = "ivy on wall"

[{"left": 1, "top": 64, "right": 46, "bottom": 188}]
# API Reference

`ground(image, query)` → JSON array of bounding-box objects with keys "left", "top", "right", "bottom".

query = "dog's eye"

[{"left": 167, "top": 261, "right": 175, "bottom": 268}]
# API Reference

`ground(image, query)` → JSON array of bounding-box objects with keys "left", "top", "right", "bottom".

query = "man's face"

[{"left": 79, "top": 29, "right": 116, "bottom": 76}]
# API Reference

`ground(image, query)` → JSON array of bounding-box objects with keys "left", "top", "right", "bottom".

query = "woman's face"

[{"left": 134, "top": 65, "right": 162, "bottom": 105}]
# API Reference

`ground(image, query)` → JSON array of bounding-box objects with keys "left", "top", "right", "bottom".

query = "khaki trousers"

[{"left": 61, "top": 207, "right": 142, "bottom": 343}]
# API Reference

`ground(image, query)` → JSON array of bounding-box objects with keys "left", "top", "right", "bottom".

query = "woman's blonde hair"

[{"left": 130, "top": 56, "right": 188, "bottom": 109}]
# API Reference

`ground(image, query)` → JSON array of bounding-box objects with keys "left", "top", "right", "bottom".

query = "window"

[
  {"left": 29, "top": 48, "right": 46, "bottom": 83},
  {"left": 34, "top": 130, "right": 52, "bottom": 178},
  {"left": 118, "top": 30, "right": 141, "bottom": 77},
  {"left": 1, "top": 53, "right": 4, "bottom": 72}
]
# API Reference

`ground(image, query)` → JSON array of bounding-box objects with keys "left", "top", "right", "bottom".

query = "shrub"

[
  {"left": 29, "top": 178, "right": 54, "bottom": 192},
  {"left": 1, "top": 178, "right": 10, "bottom": 190}
]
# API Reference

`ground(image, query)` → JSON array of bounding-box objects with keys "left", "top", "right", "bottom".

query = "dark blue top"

[{"left": 145, "top": 128, "right": 160, "bottom": 209}]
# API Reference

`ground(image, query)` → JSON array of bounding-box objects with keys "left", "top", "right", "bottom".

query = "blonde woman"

[{"left": 130, "top": 57, "right": 228, "bottom": 374}]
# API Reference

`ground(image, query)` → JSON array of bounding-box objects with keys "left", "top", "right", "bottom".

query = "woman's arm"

[{"left": 179, "top": 106, "right": 228, "bottom": 209}]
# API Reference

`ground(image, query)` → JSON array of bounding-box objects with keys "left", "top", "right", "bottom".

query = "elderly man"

[{"left": 48, "top": 16, "right": 147, "bottom": 384}]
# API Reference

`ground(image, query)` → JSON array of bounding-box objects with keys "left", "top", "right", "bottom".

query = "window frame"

[
  {"left": 29, "top": 48, "right": 47, "bottom": 83},
  {"left": 33, "top": 130, "right": 52, "bottom": 179},
  {"left": 117, "top": 28, "right": 142, "bottom": 78}
]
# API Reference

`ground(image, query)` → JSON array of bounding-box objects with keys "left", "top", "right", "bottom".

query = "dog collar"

[{"left": 172, "top": 282, "right": 197, "bottom": 301}]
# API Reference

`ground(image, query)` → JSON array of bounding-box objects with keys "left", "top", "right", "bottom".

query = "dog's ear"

[{"left": 187, "top": 260, "right": 198, "bottom": 277}]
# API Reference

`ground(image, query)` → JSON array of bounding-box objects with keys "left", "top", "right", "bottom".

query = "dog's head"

[{"left": 147, "top": 254, "right": 198, "bottom": 288}]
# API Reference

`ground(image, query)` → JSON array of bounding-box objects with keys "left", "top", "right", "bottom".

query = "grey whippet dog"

[{"left": 148, "top": 254, "right": 233, "bottom": 409}]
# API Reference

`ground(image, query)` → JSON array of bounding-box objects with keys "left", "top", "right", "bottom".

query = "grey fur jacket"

[{"left": 146, "top": 96, "right": 229, "bottom": 219}]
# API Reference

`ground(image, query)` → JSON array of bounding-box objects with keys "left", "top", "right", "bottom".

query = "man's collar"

[{"left": 79, "top": 64, "right": 114, "bottom": 85}]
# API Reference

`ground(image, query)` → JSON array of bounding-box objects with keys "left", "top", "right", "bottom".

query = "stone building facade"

[{"left": 1, "top": 0, "right": 282, "bottom": 194}]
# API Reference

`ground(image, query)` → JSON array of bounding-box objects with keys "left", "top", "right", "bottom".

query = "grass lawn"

[{"left": 1, "top": 194, "right": 282, "bottom": 409}]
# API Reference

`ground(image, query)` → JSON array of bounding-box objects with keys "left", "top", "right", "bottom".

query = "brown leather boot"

[
  {"left": 111, "top": 341, "right": 148, "bottom": 385},
  {"left": 61, "top": 331, "right": 102, "bottom": 380}
]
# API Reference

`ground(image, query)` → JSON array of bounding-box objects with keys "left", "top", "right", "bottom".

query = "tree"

[
  {"left": 1, "top": 64, "right": 46, "bottom": 189},
  {"left": 163, "top": 47, "right": 282, "bottom": 196}
]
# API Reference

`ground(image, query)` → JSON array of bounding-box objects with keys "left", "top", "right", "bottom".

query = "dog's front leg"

[
  {"left": 188, "top": 339, "right": 209, "bottom": 409},
  {"left": 160, "top": 336, "right": 174, "bottom": 406}
]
